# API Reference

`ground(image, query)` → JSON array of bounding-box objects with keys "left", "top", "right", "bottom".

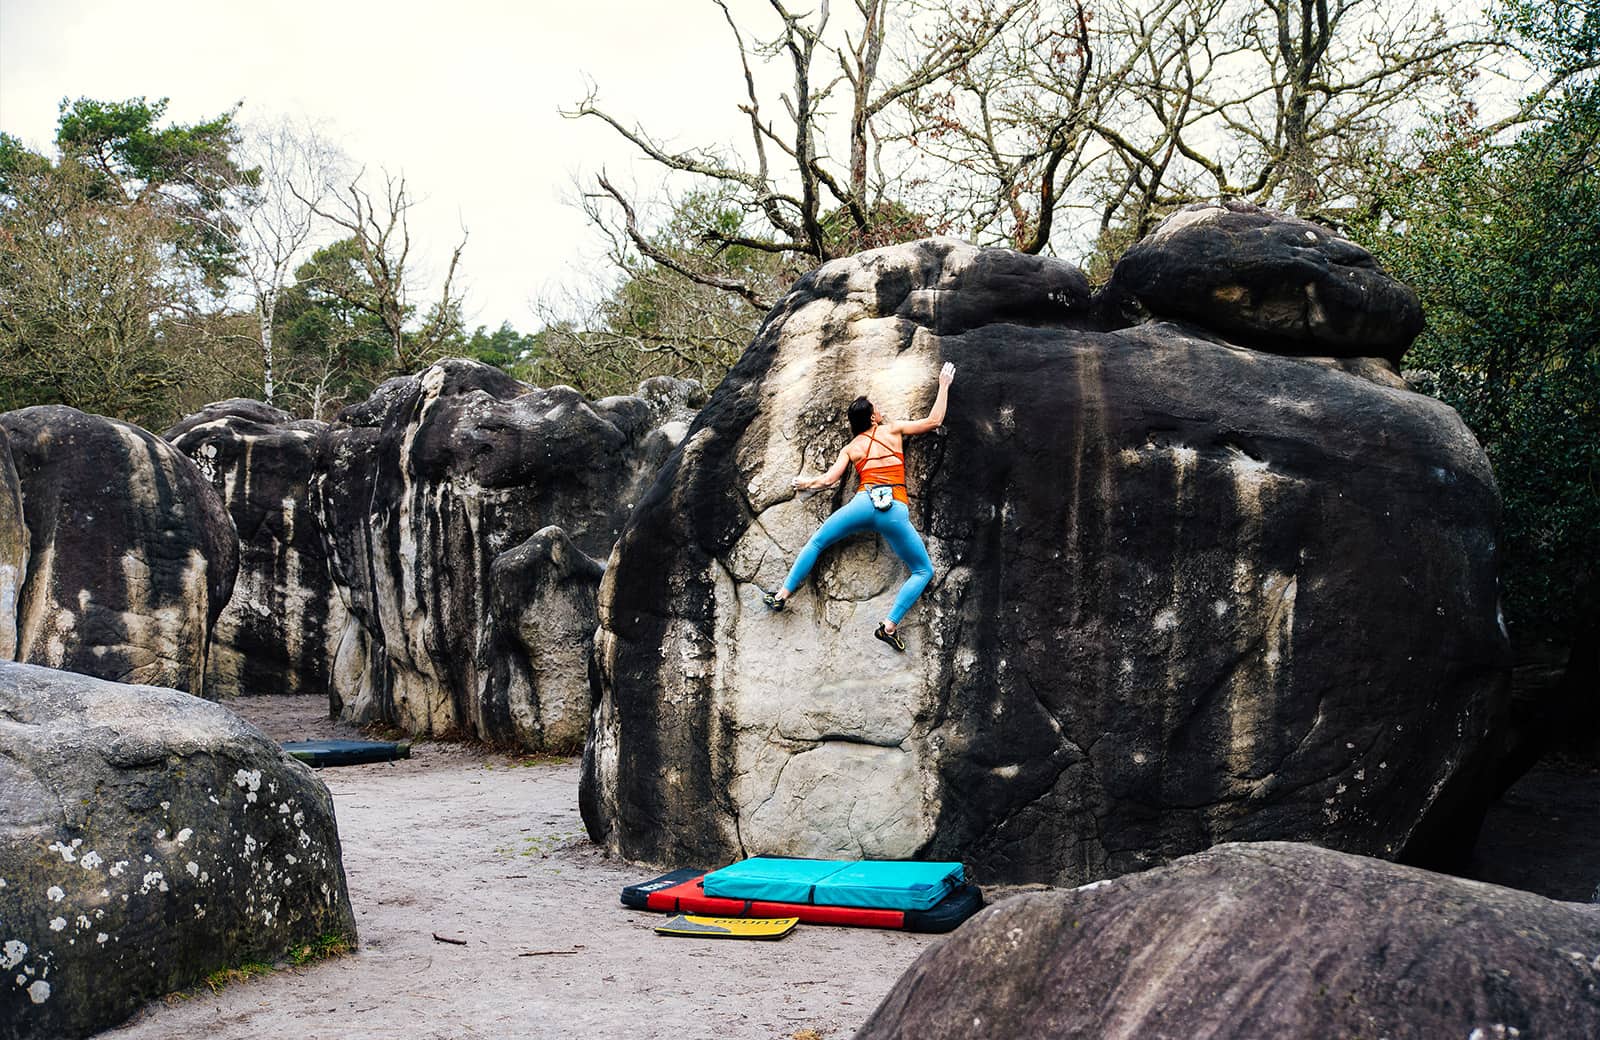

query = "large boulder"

[
  {"left": 1109, "top": 199, "right": 1424, "bottom": 363},
  {"left": 0, "top": 406, "right": 239, "bottom": 696},
  {"left": 0, "top": 659, "right": 356, "bottom": 1040},
  {"left": 581, "top": 233, "right": 1509, "bottom": 884},
  {"left": 165, "top": 401, "right": 346, "bottom": 699},
  {"left": 315, "top": 360, "right": 702, "bottom": 744},
  {"left": 856, "top": 841, "right": 1600, "bottom": 1039},
  {"left": 0, "top": 427, "right": 25, "bottom": 661}
]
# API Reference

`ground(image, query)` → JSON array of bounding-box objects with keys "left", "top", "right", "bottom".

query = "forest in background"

[{"left": 0, "top": 0, "right": 1594, "bottom": 644}]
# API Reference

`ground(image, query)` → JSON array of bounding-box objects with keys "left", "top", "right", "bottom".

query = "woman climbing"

[{"left": 764, "top": 362, "right": 956, "bottom": 651}]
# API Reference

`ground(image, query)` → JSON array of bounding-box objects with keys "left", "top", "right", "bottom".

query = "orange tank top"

[{"left": 855, "top": 426, "right": 909, "bottom": 505}]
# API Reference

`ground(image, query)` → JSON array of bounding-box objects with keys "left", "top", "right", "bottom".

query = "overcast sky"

[{"left": 0, "top": 0, "right": 765, "bottom": 332}]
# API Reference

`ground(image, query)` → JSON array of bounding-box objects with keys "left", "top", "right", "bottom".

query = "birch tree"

[{"left": 232, "top": 118, "right": 343, "bottom": 404}]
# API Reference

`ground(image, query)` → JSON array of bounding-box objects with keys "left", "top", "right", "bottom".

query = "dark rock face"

[
  {"left": 164, "top": 360, "right": 702, "bottom": 747},
  {"left": 0, "top": 406, "right": 238, "bottom": 696},
  {"left": 582, "top": 234, "right": 1509, "bottom": 884},
  {"left": 0, "top": 659, "right": 356, "bottom": 1040},
  {"left": 485, "top": 525, "right": 606, "bottom": 753},
  {"left": 0, "top": 427, "right": 25, "bottom": 661},
  {"left": 1111, "top": 200, "right": 1424, "bottom": 363},
  {"left": 319, "top": 361, "right": 700, "bottom": 743},
  {"left": 856, "top": 842, "right": 1600, "bottom": 1040},
  {"left": 165, "top": 400, "right": 344, "bottom": 699}
]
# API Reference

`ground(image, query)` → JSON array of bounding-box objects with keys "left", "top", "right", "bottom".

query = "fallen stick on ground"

[
  {"left": 431, "top": 933, "right": 468, "bottom": 946},
  {"left": 518, "top": 946, "right": 585, "bottom": 957}
]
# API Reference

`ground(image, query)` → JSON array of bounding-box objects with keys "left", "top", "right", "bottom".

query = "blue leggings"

[{"left": 781, "top": 492, "right": 934, "bottom": 625}]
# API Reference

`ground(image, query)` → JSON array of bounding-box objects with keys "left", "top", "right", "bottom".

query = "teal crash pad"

[{"left": 701, "top": 857, "right": 965, "bottom": 911}]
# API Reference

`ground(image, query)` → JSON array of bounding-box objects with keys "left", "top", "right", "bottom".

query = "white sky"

[{"left": 0, "top": 0, "right": 760, "bottom": 332}]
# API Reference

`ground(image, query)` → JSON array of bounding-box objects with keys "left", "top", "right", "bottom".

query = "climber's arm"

[
  {"left": 793, "top": 448, "right": 853, "bottom": 491},
  {"left": 891, "top": 362, "right": 956, "bottom": 436}
]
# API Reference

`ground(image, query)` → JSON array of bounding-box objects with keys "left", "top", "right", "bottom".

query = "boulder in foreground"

[
  {"left": 0, "top": 660, "right": 356, "bottom": 1040},
  {"left": 857, "top": 841, "right": 1600, "bottom": 1040}
]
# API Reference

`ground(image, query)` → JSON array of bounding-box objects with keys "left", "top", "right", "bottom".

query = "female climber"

[{"left": 763, "top": 362, "right": 956, "bottom": 651}]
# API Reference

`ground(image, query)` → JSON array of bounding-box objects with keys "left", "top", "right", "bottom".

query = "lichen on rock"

[{"left": 0, "top": 659, "right": 356, "bottom": 1039}]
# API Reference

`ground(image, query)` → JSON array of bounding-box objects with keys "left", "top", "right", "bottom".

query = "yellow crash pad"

[{"left": 653, "top": 914, "right": 799, "bottom": 940}]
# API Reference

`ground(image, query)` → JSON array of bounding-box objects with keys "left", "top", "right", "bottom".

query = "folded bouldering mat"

[
  {"left": 703, "top": 856, "right": 965, "bottom": 911},
  {"left": 653, "top": 914, "right": 798, "bottom": 940},
  {"left": 282, "top": 739, "right": 411, "bottom": 767},
  {"left": 621, "top": 866, "right": 983, "bottom": 933}
]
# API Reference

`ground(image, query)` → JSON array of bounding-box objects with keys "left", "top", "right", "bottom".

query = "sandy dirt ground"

[
  {"left": 101, "top": 696, "right": 941, "bottom": 1040},
  {"left": 97, "top": 695, "right": 1600, "bottom": 1040}
]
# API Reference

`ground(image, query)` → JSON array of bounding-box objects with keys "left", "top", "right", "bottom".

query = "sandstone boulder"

[
  {"left": 0, "top": 406, "right": 239, "bottom": 695},
  {"left": 315, "top": 360, "right": 701, "bottom": 743},
  {"left": 0, "top": 659, "right": 356, "bottom": 1039},
  {"left": 581, "top": 234, "right": 1508, "bottom": 884},
  {"left": 165, "top": 400, "right": 345, "bottom": 699},
  {"left": 1109, "top": 199, "right": 1424, "bottom": 363},
  {"left": 0, "top": 427, "right": 25, "bottom": 661},
  {"left": 485, "top": 525, "right": 606, "bottom": 753},
  {"left": 856, "top": 841, "right": 1600, "bottom": 1040}
]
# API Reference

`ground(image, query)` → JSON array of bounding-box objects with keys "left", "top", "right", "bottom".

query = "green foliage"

[
  {"left": 0, "top": 98, "right": 260, "bottom": 426},
  {"left": 1362, "top": 1, "right": 1600, "bottom": 640},
  {"left": 286, "top": 932, "right": 353, "bottom": 966},
  {"left": 463, "top": 320, "right": 544, "bottom": 373},
  {"left": 268, "top": 237, "right": 402, "bottom": 416},
  {"left": 52, "top": 96, "right": 251, "bottom": 286}
]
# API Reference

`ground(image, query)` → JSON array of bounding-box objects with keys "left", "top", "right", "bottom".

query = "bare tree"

[
  {"left": 231, "top": 117, "right": 344, "bottom": 404},
  {"left": 299, "top": 169, "right": 468, "bottom": 370},
  {"left": 569, "top": 0, "right": 1028, "bottom": 309}
]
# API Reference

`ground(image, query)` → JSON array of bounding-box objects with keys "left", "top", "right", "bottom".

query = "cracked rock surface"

[
  {"left": 0, "top": 659, "right": 355, "bottom": 1040},
  {"left": 581, "top": 227, "right": 1508, "bottom": 885}
]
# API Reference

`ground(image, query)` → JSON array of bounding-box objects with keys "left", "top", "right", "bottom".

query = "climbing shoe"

[
  {"left": 874, "top": 623, "right": 906, "bottom": 652},
  {"left": 763, "top": 590, "right": 786, "bottom": 612}
]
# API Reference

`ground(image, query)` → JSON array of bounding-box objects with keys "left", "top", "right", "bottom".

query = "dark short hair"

[{"left": 848, "top": 396, "right": 875, "bottom": 435}]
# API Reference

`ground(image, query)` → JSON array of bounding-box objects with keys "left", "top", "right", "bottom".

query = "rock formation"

[
  {"left": 317, "top": 361, "right": 700, "bottom": 745},
  {"left": 0, "top": 406, "right": 238, "bottom": 696},
  {"left": 0, "top": 659, "right": 356, "bottom": 1039},
  {"left": 1109, "top": 199, "right": 1424, "bottom": 363},
  {"left": 165, "top": 401, "right": 344, "bottom": 700},
  {"left": 856, "top": 841, "right": 1600, "bottom": 1040},
  {"left": 0, "top": 427, "right": 25, "bottom": 661},
  {"left": 581, "top": 208, "right": 1510, "bottom": 885},
  {"left": 165, "top": 361, "right": 701, "bottom": 749},
  {"left": 485, "top": 525, "right": 606, "bottom": 752}
]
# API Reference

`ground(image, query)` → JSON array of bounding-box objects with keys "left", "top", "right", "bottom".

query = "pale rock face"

[
  {"left": 0, "top": 659, "right": 355, "bottom": 1038},
  {"left": 582, "top": 234, "right": 1509, "bottom": 885},
  {"left": 0, "top": 406, "right": 238, "bottom": 696}
]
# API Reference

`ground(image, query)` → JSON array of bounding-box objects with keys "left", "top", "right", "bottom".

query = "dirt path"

[
  {"left": 96, "top": 695, "right": 1600, "bottom": 1039},
  {"left": 101, "top": 697, "right": 938, "bottom": 1040}
]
